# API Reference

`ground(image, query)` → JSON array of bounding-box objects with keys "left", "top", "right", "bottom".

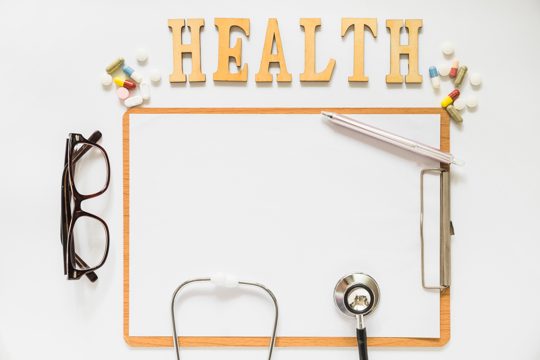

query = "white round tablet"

[
  {"left": 150, "top": 68, "right": 161, "bottom": 83},
  {"left": 441, "top": 41, "right": 455, "bottom": 56},
  {"left": 100, "top": 73, "right": 112, "bottom": 86},
  {"left": 437, "top": 63, "right": 451, "bottom": 77},
  {"left": 466, "top": 95, "right": 478, "bottom": 108},
  {"left": 470, "top": 72, "right": 482, "bottom": 86},
  {"left": 453, "top": 98, "right": 466, "bottom": 111},
  {"left": 136, "top": 48, "right": 148, "bottom": 63}
]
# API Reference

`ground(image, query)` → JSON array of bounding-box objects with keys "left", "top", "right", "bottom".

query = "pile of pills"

[
  {"left": 100, "top": 50, "right": 162, "bottom": 108},
  {"left": 428, "top": 42, "right": 482, "bottom": 123}
]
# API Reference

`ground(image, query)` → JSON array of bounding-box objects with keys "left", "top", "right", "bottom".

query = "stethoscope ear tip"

[{"left": 210, "top": 272, "right": 239, "bottom": 288}]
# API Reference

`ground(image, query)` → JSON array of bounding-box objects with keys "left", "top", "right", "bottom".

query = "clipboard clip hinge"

[{"left": 420, "top": 168, "right": 453, "bottom": 291}]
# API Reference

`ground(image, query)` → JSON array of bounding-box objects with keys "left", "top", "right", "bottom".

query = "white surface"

[
  {"left": 128, "top": 113, "right": 441, "bottom": 338},
  {"left": 1, "top": 0, "right": 540, "bottom": 359}
]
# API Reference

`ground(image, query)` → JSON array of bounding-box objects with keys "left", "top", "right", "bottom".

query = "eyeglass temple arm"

[
  {"left": 74, "top": 255, "right": 98, "bottom": 282},
  {"left": 62, "top": 130, "right": 103, "bottom": 283},
  {"left": 72, "top": 131, "right": 103, "bottom": 162}
]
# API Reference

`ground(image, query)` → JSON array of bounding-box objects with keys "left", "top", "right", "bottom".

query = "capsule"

[
  {"left": 454, "top": 65, "right": 468, "bottom": 87},
  {"left": 140, "top": 81, "right": 151, "bottom": 100},
  {"left": 113, "top": 77, "right": 136, "bottom": 90},
  {"left": 429, "top": 66, "right": 440, "bottom": 89},
  {"left": 441, "top": 89, "right": 460, "bottom": 108},
  {"left": 449, "top": 60, "right": 459, "bottom": 78},
  {"left": 124, "top": 95, "right": 143, "bottom": 108},
  {"left": 446, "top": 105, "right": 463, "bottom": 123},
  {"left": 106, "top": 57, "right": 124, "bottom": 74},
  {"left": 122, "top": 65, "right": 143, "bottom": 83}
]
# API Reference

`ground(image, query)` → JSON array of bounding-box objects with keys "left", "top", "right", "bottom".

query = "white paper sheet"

[{"left": 128, "top": 112, "right": 442, "bottom": 339}]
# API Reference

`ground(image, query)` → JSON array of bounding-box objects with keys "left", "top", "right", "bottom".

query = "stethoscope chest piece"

[
  {"left": 334, "top": 273, "right": 380, "bottom": 360},
  {"left": 334, "top": 273, "right": 379, "bottom": 317}
]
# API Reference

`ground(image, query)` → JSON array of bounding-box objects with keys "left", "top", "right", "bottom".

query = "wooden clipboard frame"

[{"left": 123, "top": 107, "right": 451, "bottom": 348}]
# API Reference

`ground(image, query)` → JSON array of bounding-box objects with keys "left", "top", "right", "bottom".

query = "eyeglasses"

[{"left": 61, "top": 131, "right": 111, "bottom": 281}]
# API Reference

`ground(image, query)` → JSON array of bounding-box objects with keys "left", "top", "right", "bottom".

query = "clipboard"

[{"left": 123, "top": 107, "right": 451, "bottom": 348}]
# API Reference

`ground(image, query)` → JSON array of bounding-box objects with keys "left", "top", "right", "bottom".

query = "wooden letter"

[
  {"left": 168, "top": 18, "right": 205, "bottom": 83},
  {"left": 255, "top": 18, "right": 292, "bottom": 83},
  {"left": 213, "top": 18, "right": 250, "bottom": 82},
  {"left": 299, "top": 18, "right": 335, "bottom": 82},
  {"left": 341, "top": 18, "right": 377, "bottom": 82},
  {"left": 385, "top": 19, "right": 423, "bottom": 84}
]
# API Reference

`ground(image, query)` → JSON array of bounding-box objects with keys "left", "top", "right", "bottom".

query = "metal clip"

[{"left": 420, "top": 169, "right": 453, "bottom": 290}]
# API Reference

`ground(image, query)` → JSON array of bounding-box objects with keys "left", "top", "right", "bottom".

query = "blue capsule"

[
  {"left": 429, "top": 66, "right": 440, "bottom": 89},
  {"left": 122, "top": 65, "right": 143, "bottom": 83}
]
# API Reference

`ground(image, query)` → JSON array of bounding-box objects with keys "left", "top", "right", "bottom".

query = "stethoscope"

[
  {"left": 170, "top": 273, "right": 279, "bottom": 360},
  {"left": 334, "top": 273, "right": 380, "bottom": 360}
]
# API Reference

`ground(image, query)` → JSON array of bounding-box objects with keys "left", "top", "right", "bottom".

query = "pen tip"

[{"left": 321, "top": 111, "right": 333, "bottom": 118}]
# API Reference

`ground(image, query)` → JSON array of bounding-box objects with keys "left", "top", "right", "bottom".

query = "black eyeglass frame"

[{"left": 61, "top": 131, "right": 111, "bottom": 281}]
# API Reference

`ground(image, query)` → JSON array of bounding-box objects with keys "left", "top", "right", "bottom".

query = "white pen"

[{"left": 322, "top": 111, "right": 463, "bottom": 165}]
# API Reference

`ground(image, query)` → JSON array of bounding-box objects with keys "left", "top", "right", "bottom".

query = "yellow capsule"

[
  {"left": 441, "top": 89, "right": 460, "bottom": 108},
  {"left": 441, "top": 96, "right": 453, "bottom": 108},
  {"left": 113, "top": 77, "right": 123, "bottom": 87},
  {"left": 113, "top": 77, "right": 136, "bottom": 89}
]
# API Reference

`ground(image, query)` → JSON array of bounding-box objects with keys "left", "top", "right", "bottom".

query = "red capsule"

[
  {"left": 448, "top": 89, "right": 460, "bottom": 100},
  {"left": 441, "top": 89, "right": 460, "bottom": 108},
  {"left": 113, "top": 77, "right": 137, "bottom": 90},
  {"left": 123, "top": 79, "right": 136, "bottom": 90},
  {"left": 449, "top": 60, "right": 459, "bottom": 78}
]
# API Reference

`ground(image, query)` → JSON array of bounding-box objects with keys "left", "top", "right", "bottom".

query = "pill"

[
  {"left": 122, "top": 65, "right": 143, "bottom": 83},
  {"left": 449, "top": 60, "right": 459, "bottom": 78},
  {"left": 124, "top": 95, "right": 144, "bottom": 108},
  {"left": 437, "top": 63, "right": 450, "bottom": 77},
  {"left": 140, "top": 81, "right": 151, "bottom": 100},
  {"left": 113, "top": 77, "right": 136, "bottom": 90},
  {"left": 470, "top": 72, "right": 482, "bottom": 86},
  {"left": 100, "top": 73, "right": 112, "bottom": 86},
  {"left": 441, "top": 89, "right": 460, "bottom": 108},
  {"left": 454, "top": 66, "right": 468, "bottom": 87},
  {"left": 446, "top": 105, "right": 463, "bottom": 123},
  {"left": 136, "top": 48, "right": 148, "bottom": 63},
  {"left": 453, "top": 98, "right": 466, "bottom": 111},
  {"left": 116, "top": 87, "right": 130, "bottom": 100},
  {"left": 441, "top": 41, "right": 454, "bottom": 56},
  {"left": 466, "top": 95, "right": 478, "bottom": 108},
  {"left": 106, "top": 57, "right": 124, "bottom": 74},
  {"left": 150, "top": 69, "right": 161, "bottom": 83},
  {"left": 429, "top": 66, "right": 440, "bottom": 89}
]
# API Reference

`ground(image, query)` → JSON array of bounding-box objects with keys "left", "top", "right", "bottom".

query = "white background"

[{"left": 1, "top": 0, "right": 540, "bottom": 359}]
